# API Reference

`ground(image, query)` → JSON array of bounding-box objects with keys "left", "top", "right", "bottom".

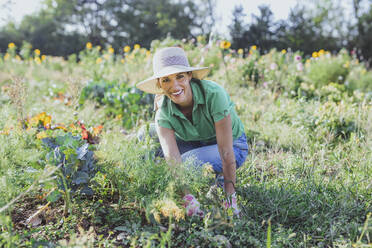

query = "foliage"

[
  {"left": 79, "top": 79, "right": 153, "bottom": 129},
  {"left": 0, "top": 38, "right": 371, "bottom": 247}
]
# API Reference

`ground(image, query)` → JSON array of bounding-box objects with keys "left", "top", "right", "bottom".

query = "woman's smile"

[{"left": 159, "top": 72, "right": 193, "bottom": 108}]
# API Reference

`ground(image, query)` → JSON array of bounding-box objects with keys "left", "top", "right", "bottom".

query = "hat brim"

[{"left": 136, "top": 65, "right": 209, "bottom": 94}]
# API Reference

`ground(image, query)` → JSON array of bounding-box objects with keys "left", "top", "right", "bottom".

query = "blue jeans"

[{"left": 176, "top": 133, "right": 249, "bottom": 173}]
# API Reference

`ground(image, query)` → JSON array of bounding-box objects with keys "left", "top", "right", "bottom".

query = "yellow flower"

[
  {"left": 156, "top": 198, "right": 184, "bottom": 222},
  {"left": 306, "top": 59, "right": 310, "bottom": 64},
  {"left": 123, "top": 45, "right": 131, "bottom": 53},
  {"left": 153, "top": 211, "right": 161, "bottom": 223},
  {"left": 4, "top": 53, "right": 10, "bottom": 60},
  {"left": 86, "top": 42, "right": 92, "bottom": 49},
  {"left": 318, "top": 49, "right": 325, "bottom": 56},
  {"left": 96, "top": 57, "right": 103, "bottom": 64},
  {"left": 108, "top": 47, "right": 114, "bottom": 54},
  {"left": 219, "top": 41, "right": 231, "bottom": 49},
  {"left": 8, "top": 42, "right": 16, "bottom": 49},
  {"left": 197, "top": 35, "right": 203, "bottom": 43},
  {"left": 312, "top": 51, "right": 318, "bottom": 58},
  {"left": 41, "top": 55, "right": 46, "bottom": 61},
  {"left": 146, "top": 50, "right": 151, "bottom": 56},
  {"left": 251, "top": 45, "right": 257, "bottom": 51},
  {"left": 343, "top": 61, "right": 349, "bottom": 68},
  {"left": 96, "top": 45, "right": 101, "bottom": 51},
  {"left": 34, "top": 49, "right": 41, "bottom": 56},
  {"left": 34, "top": 57, "right": 41, "bottom": 64},
  {"left": 281, "top": 49, "right": 286, "bottom": 54},
  {"left": 237, "top": 48, "right": 244, "bottom": 54},
  {"left": 15, "top": 55, "right": 22, "bottom": 61},
  {"left": 36, "top": 131, "right": 48, "bottom": 139},
  {"left": 249, "top": 50, "right": 253, "bottom": 55},
  {"left": 134, "top": 44, "right": 140, "bottom": 50},
  {"left": 120, "top": 59, "right": 125, "bottom": 64}
]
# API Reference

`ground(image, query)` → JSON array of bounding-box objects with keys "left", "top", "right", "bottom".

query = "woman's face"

[{"left": 159, "top": 72, "right": 193, "bottom": 108}]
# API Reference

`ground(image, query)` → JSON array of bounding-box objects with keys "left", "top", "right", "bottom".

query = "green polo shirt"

[{"left": 155, "top": 79, "right": 244, "bottom": 143}]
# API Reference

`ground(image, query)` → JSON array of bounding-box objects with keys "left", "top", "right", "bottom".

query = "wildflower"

[
  {"left": 294, "top": 55, "right": 301, "bottom": 61},
  {"left": 108, "top": 47, "right": 114, "bottom": 54},
  {"left": 156, "top": 198, "right": 185, "bottom": 221},
  {"left": 152, "top": 211, "right": 161, "bottom": 223},
  {"left": 36, "top": 131, "right": 48, "bottom": 139},
  {"left": 318, "top": 49, "right": 325, "bottom": 56},
  {"left": 120, "top": 59, "right": 125, "bottom": 64},
  {"left": 237, "top": 48, "right": 244, "bottom": 55},
  {"left": 251, "top": 45, "right": 257, "bottom": 51},
  {"left": 41, "top": 55, "right": 46, "bottom": 61},
  {"left": 312, "top": 51, "right": 318, "bottom": 58},
  {"left": 297, "top": 62, "right": 303, "bottom": 71},
  {"left": 4, "top": 53, "right": 10, "bottom": 60},
  {"left": 343, "top": 61, "right": 349, "bottom": 68},
  {"left": 96, "top": 45, "right": 101, "bottom": 51},
  {"left": 203, "top": 163, "right": 214, "bottom": 177},
  {"left": 220, "top": 40, "right": 231, "bottom": 49},
  {"left": 103, "top": 54, "right": 110, "bottom": 60},
  {"left": 197, "top": 35, "right": 203, "bottom": 43},
  {"left": 8, "top": 42, "right": 16, "bottom": 49},
  {"left": 15, "top": 55, "right": 22, "bottom": 61},
  {"left": 34, "top": 57, "right": 41, "bottom": 64},
  {"left": 34, "top": 49, "right": 41, "bottom": 56},
  {"left": 96, "top": 57, "right": 103, "bottom": 64},
  {"left": 93, "top": 125, "right": 103, "bottom": 136},
  {"left": 263, "top": 82, "right": 268, "bottom": 88},
  {"left": 134, "top": 44, "right": 140, "bottom": 50},
  {"left": 123, "top": 45, "right": 130, "bottom": 53},
  {"left": 86, "top": 42, "right": 92, "bottom": 49},
  {"left": 281, "top": 49, "right": 286, "bottom": 54},
  {"left": 146, "top": 50, "right": 151, "bottom": 56},
  {"left": 270, "top": 63, "right": 277, "bottom": 70}
]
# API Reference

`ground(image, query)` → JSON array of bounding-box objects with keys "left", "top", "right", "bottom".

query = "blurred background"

[{"left": 0, "top": 0, "right": 371, "bottom": 66}]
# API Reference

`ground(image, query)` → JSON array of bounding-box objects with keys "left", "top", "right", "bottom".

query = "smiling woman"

[{"left": 136, "top": 47, "right": 248, "bottom": 217}]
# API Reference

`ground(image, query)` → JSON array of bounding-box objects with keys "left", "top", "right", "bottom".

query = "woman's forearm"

[{"left": 220, "top": 148, "right": 236, "bottom": 195}]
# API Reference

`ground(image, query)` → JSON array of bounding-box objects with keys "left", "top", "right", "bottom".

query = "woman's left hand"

[{"left": 215, "top": 114, "right": 236, "bottom": 195}]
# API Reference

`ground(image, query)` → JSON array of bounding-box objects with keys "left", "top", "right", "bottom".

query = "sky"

[{"left": 0, "top": 0, "right": 298, "bottom": 36}]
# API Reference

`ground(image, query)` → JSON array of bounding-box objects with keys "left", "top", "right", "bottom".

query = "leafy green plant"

[
  {"left": 304, "top": 53, "right": 350, "bottom": 89},
  {"left": 79, "top": 79, "right": 153, "bottom": 128},
  {"left": 42, "top": 132, "right": 96, "bottom": 201}
]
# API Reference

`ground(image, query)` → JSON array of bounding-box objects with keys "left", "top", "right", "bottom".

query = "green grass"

[{"left": 0, "top": 40, "right": 371, "bottom": 247}]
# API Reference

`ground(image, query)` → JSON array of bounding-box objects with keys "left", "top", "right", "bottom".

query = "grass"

[{"left": 0, "top": 40, "right": 371, "bottom": 247}]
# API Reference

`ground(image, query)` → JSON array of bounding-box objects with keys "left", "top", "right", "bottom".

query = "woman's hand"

[
  {"left": 215, "top": 114, "right": 236, "bottom": 195},
  {"left": 156, "top": 124, "right": 182, "bottom": 166}
]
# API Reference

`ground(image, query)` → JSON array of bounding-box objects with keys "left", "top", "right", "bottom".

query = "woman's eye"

[{"left": 162, "top": 79, "right": 169, "bottom": 83}]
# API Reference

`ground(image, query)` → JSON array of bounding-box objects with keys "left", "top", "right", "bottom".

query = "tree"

[
  {"left": 0, "top": 0, "right": 214, "bottom": 56},
  {"left": 229, "top": 5, "right": 247, "bottom": 50},
  {"left": 351, "top": 0, "right": 372, "bottom": 64}
]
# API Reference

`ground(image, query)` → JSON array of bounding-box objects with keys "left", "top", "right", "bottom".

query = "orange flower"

[
  {"left": 93, "top": 125, "right": 103, "bottom": 136},
  {"left": 82, "top": 130, "right": 89, "bottom": 140}
]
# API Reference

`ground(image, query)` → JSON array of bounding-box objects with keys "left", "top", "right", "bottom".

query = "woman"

[{"left": 136, "top": 47, "right": 248, "bottom": 216}]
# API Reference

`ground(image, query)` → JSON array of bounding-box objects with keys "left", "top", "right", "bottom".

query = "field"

[{"left": 0, "top": 37, "right": 371, "bottom": 247}]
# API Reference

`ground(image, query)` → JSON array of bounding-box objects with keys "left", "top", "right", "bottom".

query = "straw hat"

[{"left": 136, "top": 47, "right": 209, "bottom": 94}]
